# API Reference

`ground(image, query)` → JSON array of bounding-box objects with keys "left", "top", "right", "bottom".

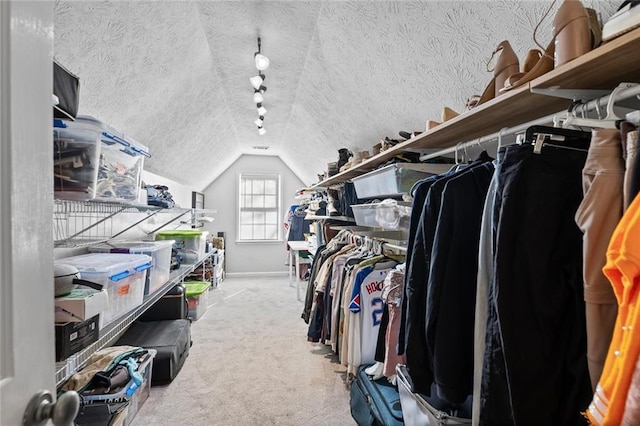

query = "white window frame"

[{"left": 237, "top": 173, "right": 282, "bottom": 243}]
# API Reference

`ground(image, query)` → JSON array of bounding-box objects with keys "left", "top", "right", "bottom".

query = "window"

[{"left": 238, "top": 173, "right": 281, "bottom": 241}]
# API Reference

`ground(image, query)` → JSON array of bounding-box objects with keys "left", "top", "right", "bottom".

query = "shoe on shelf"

[
  {"left": 553, "top": 0, "right": 592, "bottom": 67},
  {"left": 425, "top": 106, "right": 460, "bottom": 131},
  {"left": 503, "top": 49, "right": 543, "bottom": 87},
  {"left": 501, "top": 0, "right": 598, "bottom": 92},
  {"left": 602, "top": 1, "right": 640, "bottom": 42},
  {"left": 473, "top": 40, "right": 520, "bottom": 106},
  {"left": 337, "top": 148, "right": 353, "bottom": 171},
  {"left": 351, "top": 149, "right": 370, "bottom": 166},
  {"left": 398, "top": 131, "right": 423, "bottom": 140}
]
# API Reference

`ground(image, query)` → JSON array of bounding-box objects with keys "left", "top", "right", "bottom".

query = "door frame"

[{"left": 0, "top": 1, "right": 56, "bottom": 425}]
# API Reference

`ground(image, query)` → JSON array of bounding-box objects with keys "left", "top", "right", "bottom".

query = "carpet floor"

[{"left": 132, "top": 276, "right": 355, "bottom": 426}]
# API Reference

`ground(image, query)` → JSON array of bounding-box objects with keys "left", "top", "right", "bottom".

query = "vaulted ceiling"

[{"left": 53, "top": 0, "right": 618, "bottom": 189}]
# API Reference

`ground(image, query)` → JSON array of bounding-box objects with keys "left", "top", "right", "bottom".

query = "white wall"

[{"left": 202, "top": 154, "right": 305, "bottom": 275}]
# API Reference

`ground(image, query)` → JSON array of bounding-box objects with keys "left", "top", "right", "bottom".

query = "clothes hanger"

[
  {"left": 525, "top": 125, "right": 591, "bottom": 154},
  {"left": 562, "top": 84, "right": 630, "bottom": 130}
]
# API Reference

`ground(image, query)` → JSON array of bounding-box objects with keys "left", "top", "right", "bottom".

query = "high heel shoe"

[
  {"left": 426, "top": 107, "right": 460, "bottom": 131},
  {"left": 507, "top": 49, "right": 543, "bottom": 83},
  {"left": 474, "top": 40, "right": 519, "bottom": 106},
  {"left": 500, "top": 45, "right": 554, "bottom": 92},
  {"left": 553, "top": 0, "right": 591, "bottom": 67},
  {"left": 501, "top": 0, "right": 593, "bottom": 92},
  {"left": 501, "top": 48, "right": 548, "bottom": 91}
]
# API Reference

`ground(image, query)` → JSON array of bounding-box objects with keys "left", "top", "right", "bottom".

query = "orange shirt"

[{"left": 588, "top": 194, "right": 640, "bottom": 425}]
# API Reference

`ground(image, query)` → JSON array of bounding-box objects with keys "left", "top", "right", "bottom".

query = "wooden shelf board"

[
  {"left": 311, "top": 86, "right": 570, "bottom": 189},
  {"left": 532, "top": 27, "right": 640, "bottom": 90}
]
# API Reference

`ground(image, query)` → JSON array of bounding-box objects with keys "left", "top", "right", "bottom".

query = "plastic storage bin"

[
  {"left": 184, "top": 281, "right": 211, "bottom": 320},
  {"left": 155, "top": 230, "right": 208, "bottom": 264},
  {"left": 55, "top": 253, "right": 151, "bottom": 328},
  {"left": 352, "top": 163, "right": 451, "bottom": 199},
  {"left": 352, "top": 200, "right": 412, "bottom": 230},
  {"left": 88, "top": 240, "right": 174, "bottom": 296},
  {"left": 81, "top": 349, "right": 156, "bottom": 426},
  {"left": 53, "top": 115, "right": 150, "bottom": 202}
]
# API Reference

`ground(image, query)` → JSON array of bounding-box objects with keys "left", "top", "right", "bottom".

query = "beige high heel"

[
  {"left": 474, "top": 40, "right": 519, "bottom": 106},
  {"left": 501, "top": 49, "right": 544, "bottom": 90},
  {"left": 426, "top": 107, "right": 460, "bottom": 131},
  {"left": 501, "top": 0, "right": 596, "bottom": 92},
  {"left": 553, "top": 0, "right": 591, "bottom": 67}
]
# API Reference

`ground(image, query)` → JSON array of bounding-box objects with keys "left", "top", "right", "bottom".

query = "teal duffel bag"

[{"left": 350, "top": 364, "right": 404, "bottom": 426}]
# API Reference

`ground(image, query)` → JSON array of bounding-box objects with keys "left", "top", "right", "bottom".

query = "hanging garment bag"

[
  {"left": 116, "top": 319, "right": 191, "bottom": 385},
  {"left": 396, "top": 365, "right": 471, "bottom": 426},
  {"left": 350, "top": 364, "right": 404, "bottom": 426}
]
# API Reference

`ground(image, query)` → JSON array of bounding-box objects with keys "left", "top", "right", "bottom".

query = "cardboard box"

[
  {"left": 55, "top": 315, "right": 100, "bottom": 361},
  {"left": 55, "top": 288, "right": 108, "bottom": 322}
]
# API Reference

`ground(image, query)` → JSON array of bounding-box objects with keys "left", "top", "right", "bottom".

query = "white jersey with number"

[{"left": 348, "top": 262, "right": 395, "bottom": 368}]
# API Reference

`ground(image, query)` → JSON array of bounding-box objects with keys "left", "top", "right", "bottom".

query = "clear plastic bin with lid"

[
  {"left": 53, "top": 115, "right": 150, "bottom": 202},
  {"left": 155, "top": 230, "right": 208, "bottom": 264},
  {"left": 88, "top": 240, "right": 174, "bottom": 296},
  {"left": 54, "top": 253, "right": 152, "bottom": 328}
]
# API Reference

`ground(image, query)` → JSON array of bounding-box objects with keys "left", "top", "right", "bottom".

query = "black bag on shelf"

[
  {"left": 116, "top": 319, "right": 191, "bottom": 386},
  {"left": 350, "top": 364, "right": 404, "bottom": 426},
  {"left": 138, "top": 284, "right": 188, "bottom": 322},
  {"left": 53, "top": 61, "right": 80, "bottom": 120}
]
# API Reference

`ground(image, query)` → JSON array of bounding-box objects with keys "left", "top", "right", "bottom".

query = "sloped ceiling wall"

[{"left": 53, "top": 0, "right": 618, "bottom": 189}]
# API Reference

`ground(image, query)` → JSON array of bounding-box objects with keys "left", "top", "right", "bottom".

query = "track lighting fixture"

[
  {"left": 250, "top": 73, "right": 265, "bottom": 90},
  {"left": 251, "top": 37, "right": 270, "bottom": 134},
  {"left": 254, "top": 37, "right": 270, "bottom": 71}
]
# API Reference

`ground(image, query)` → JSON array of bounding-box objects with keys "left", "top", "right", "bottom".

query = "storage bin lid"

[
  {"left": 55, "top": 253, "right": 152, "bottom": 282},
  {"left": 88, "top": 240, "right": 175, "bottom": 254},
  {"left": 53, "top": 115, "right": 151, "bottom": 158},
  {"left": 184, "top": 281, "right": 211, "bottom": 296},
  {"left": 156, "top": 230, "right": 205, "bottom": 238}
]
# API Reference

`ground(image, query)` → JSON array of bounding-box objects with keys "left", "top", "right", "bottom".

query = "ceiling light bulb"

[
  {"left": 254, "top": 117, "right": 263, "bottom": 126},
  {"left": 258, "top": 127, "right": 266, "bottom": 135},
  {"left": 257, "top": 105, "right": 267, "bottom": 116},
  {"left": 255, "top": 53, "right": 270, "bottom": 71},
  {"left": 249, "top": 75, "right": 264, "bottom": 90},
  {"left": 253, "top": 91, "right": 264, "bottom": 103}
]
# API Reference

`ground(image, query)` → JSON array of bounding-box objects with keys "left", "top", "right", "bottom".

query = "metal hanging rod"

[
  {"left": 571, "top": 82, "right": 640, "bottom": 117},
  {"left": 418, "top": 112, "right": 558, "bottom": 162}
]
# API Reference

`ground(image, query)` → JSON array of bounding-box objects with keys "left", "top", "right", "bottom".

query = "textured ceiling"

[{"left": 53, "top": 0, "right": 618, "bottom": 189}]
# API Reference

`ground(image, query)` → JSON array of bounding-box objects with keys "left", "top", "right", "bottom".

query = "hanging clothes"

[
  {"left": 347, "top": 259, "right": 398, "bottom": 375},
  {"left": 425, "top": 160, "right": 494, "bottom": 404},
  {"left": 401, "top": 151, "right": 493, "bottom": 397},
  {"left": 480, "top": 137, "right": 592, "bottom": 426},
  {"left": 587, "top": 194, "right": 640, "bottom": 425},
  {"left": 381, "top": 264, "right": 406, "bottom": 380},
  {"left": 574, "top": 129, "right": 624, "bottom": 390}
]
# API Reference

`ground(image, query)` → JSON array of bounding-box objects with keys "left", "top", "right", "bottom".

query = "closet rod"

[
  {"left": 418, "top": 112, "right": 559, "bottom": 162},
  {"left": 572, "top": 83, "right": 640, "bottom": 117},
  {"left": 382, "top": 242, "right": 407, "bottom": 253}
]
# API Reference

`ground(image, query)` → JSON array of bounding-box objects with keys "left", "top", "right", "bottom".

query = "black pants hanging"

[{"left": 480, "top": 143, "right": 591, "bottom": 426}]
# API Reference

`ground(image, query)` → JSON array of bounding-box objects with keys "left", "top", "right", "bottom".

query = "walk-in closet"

[{"left": 2, "top": 1, "right": 640, "bottom": 425}]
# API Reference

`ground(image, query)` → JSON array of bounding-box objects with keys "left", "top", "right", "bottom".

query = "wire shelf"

[{"left": 53, "top": 199, "right": 191, "bottom": 247}]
